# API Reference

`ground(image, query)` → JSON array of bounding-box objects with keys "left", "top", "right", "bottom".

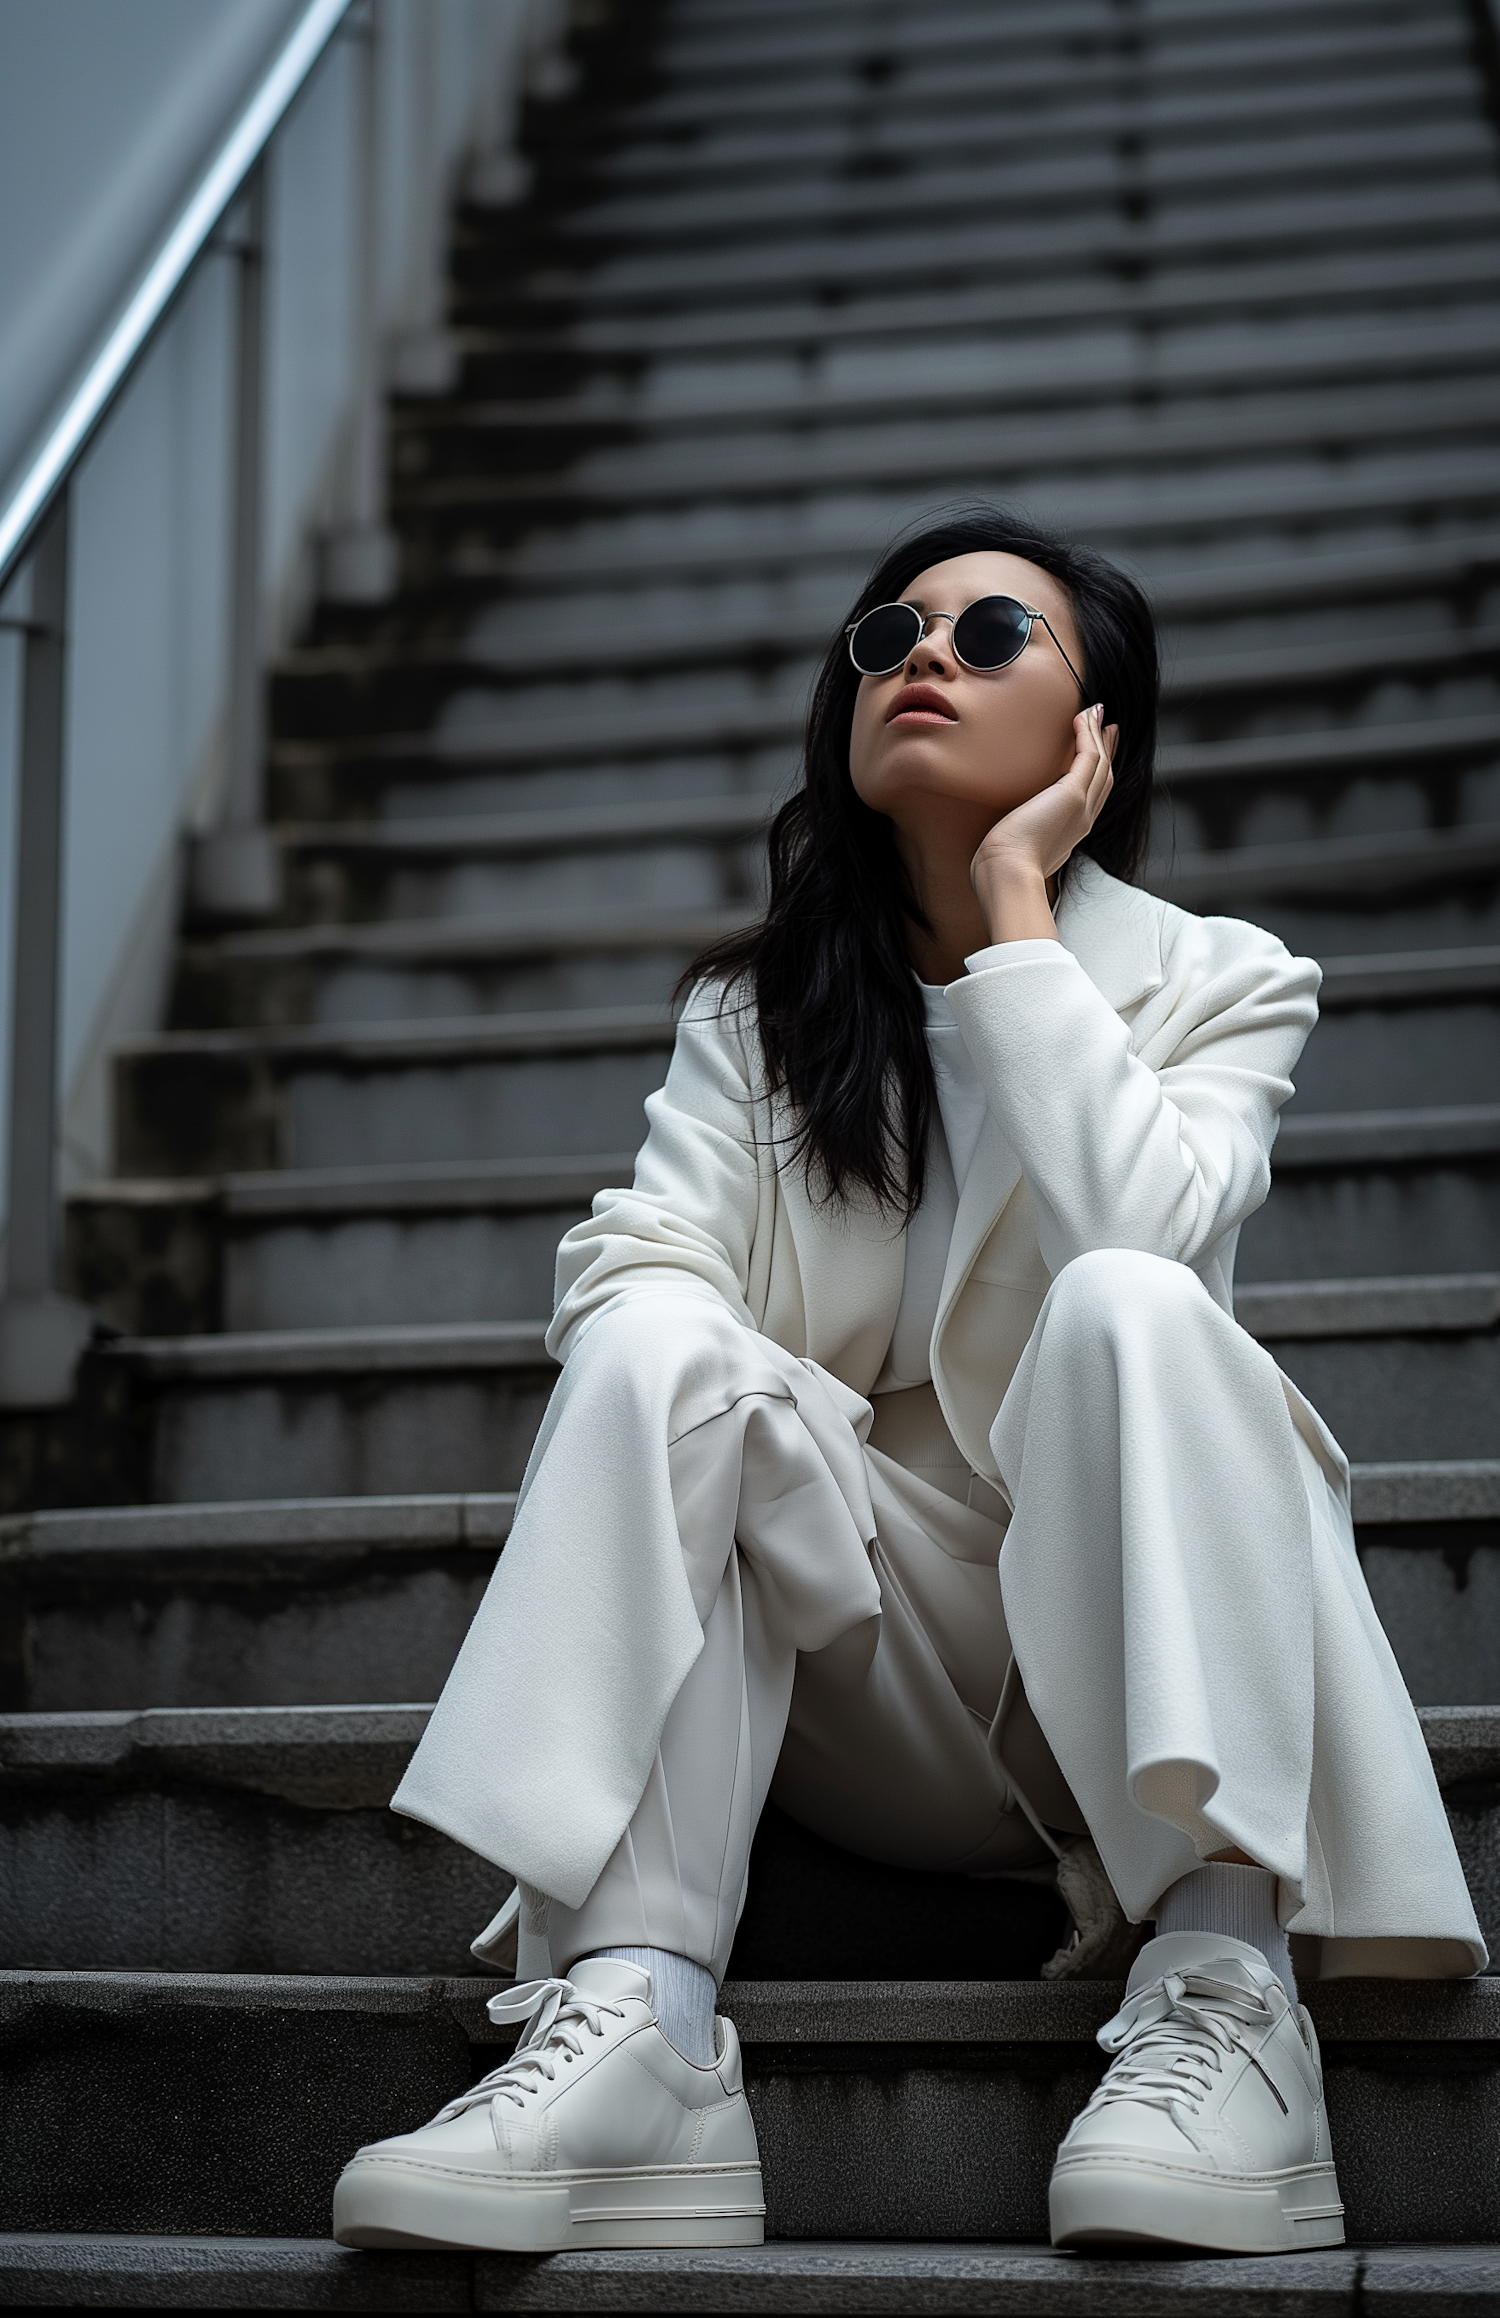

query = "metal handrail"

[{"left": 0, "top": 0, "right": 352, "bottom": 598}]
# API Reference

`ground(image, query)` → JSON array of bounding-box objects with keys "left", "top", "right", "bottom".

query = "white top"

[{"left": 878, "top": 951, "right": 1011, "bottom": 1389}]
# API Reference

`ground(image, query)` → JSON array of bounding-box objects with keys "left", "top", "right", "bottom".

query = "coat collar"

[{"left": 1053, "top": 854, "right": 1166, "bottom": 1016}]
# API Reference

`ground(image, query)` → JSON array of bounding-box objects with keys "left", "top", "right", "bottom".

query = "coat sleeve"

[
  {"left": 943, "top": 911, "right": 1321, "bottom": 1279},
  {"left": 547, "top": 982, "right": 767, "bottom": 1362}
]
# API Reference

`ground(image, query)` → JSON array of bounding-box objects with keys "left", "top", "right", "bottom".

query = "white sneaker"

[
  {"left": 1049, "top": 1931, "right": 1344, "bottom": 2254},
  {"left": 332, "top": 1958, "right": 764, "bottom": 2252}
]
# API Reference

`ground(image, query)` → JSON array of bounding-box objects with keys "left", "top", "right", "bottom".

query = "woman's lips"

[{"left": 886, "top": 684, "right": 958, "bottom": 724}]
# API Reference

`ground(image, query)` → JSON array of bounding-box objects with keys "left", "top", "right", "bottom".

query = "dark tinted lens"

[
  {"left": 848, "top": 602, "right": 923, "bottom": 673},
  {"left": 952, "top": 596, "right": 1032, "bottom": 670}
]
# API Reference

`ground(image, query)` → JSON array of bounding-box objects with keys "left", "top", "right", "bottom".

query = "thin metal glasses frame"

[{"left": 845, "top": 594, "right": 1087, "bottom": 693}]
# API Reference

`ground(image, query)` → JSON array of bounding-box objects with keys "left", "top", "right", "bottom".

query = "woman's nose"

[{"left": 907, "top": 616, "right": 957, "bottom": 675}]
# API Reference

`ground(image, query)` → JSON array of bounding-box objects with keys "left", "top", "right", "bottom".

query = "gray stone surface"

[
  {"left": 4, "top": 1975, "right": 1500, "bottom": 2243},
  {"left": 1236, "top": 1276, "right": 1500, "bottom": 1340},
  {"left": 0, "top": 2234, "right": 1433, "bottom": 2314}
]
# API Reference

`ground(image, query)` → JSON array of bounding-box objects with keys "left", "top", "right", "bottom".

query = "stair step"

[
  {"left": 113, "top": 1005, "right": 675, "bottom": 1175},
  {"left": 631, "top": 20, "right": 1460, "bottom": 139},
  {"left": 237, "top": 800, "right": 773, "bottom": 918},
  {"left": 414, "top": 304, "right": 1500, "bottom": 447},
  {"left": 396, "top": 377, "right": 1500, "bottom": 517},
  {"left": 601, "top": 66, "right": 1474, "bottom": 194},
  {"left": 2, "top": 1461, "right": 1492, "bottom": 1713},
  {"left": 63, "top": 1099, "right": 1500, "bottom": 1335},
  {"left": 477, "top": 242, "right": 1500, "bottom": 367},
  {"left": 9, "top": 2236, "right": 1500, "bottom": 2314},
  {"left": 562, "top": 123, "right": 1489, "bottom": 253},
  {"left": 433, "top": 463, "right": 1500, "bottom": 603},
  {"left": 0, "top": 1491, "right": 516, "bottom": 1710},
  {"left": 3, "top": 1969, "right": 1497, "bottom": 2243},
  {"left": 68, "top": 1155, "right": 629, "bottom": 1335},
  {"left": 10, "top": 1260, "right": 1500, "bottom": 1498},
  {"left": 511, "top": 179, "right": 1500, "bottom": 317}
]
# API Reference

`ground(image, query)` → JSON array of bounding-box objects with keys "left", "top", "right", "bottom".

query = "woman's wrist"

[{"left": 972, "top": 850, "right": 1059, "bottom": 945}]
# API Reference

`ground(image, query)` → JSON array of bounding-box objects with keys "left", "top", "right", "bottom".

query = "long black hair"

[{"left": 684, "top": 506, "right": 1160, "bottom": 1219}]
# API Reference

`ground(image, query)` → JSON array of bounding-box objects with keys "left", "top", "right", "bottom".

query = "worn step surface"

[
  {"left": 8, "top": 1274, "right": 1500, "bottom": 1510},
  {"left": 7, "top": 2239, "right": 1500, "bottom": 2315},
  {"left": 5, "top": 1462, "right": 1496, "bottom": 1714},
  {"left": 1, "top": 1705, "right": 1495, "bottom": 1978},
  {"left": 6, "top": 1273, "right": 1500, "bottom": 1510},
  {"left": 3, "top": 1973, "right": 1498, "bottom": 2244}
]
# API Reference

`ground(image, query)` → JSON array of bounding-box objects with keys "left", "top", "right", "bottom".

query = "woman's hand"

[{"left": 970, "top": 703, "right": 1118, "bottom": 943}]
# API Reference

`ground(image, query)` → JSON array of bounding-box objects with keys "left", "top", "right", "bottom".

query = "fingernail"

[{"left": 1093, "top": 702, "right": 1104, "bottom": 720}]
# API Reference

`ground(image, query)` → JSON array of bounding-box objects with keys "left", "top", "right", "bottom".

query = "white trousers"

[{"left": 395, "top": 1251, "right": 1484, "bottom": 1984}]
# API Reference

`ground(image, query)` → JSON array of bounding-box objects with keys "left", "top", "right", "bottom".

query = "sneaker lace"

[
  {"left": 1079, "top": 1966, "right": 1286, "bottom": 2154},
  {"left": 429, "top": 1976, "right": 627, "bottom": 2121}
]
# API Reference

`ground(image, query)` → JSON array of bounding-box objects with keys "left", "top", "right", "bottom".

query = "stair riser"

[
  {"left": 115, "top": 1044, "right": 673, "bottom": 1175},
  {"left": 595, "top": 78, "right": 1478, "bottom": 194},
  {"left": 6, "top": 1530, "right": 1494, "bottom": 1715},
  {"left": 398, "top": 457, "right": 1500, "bottom": 586},
  {"left": 0, "top": 1795, "right": 503, "bottom": 1978},
  {"left": 70, "top": 1330, "right": 1500, "bottom": 1506},
  {"left": 137, "top": 1367, "right": 555, "bottom": 1504},
  {"left": 495, "top": 185, "right": 1500, "bottom": 318},
  {"left": 272, "top": 835, "right": 765, "bottom": 923},
  {"left": 392, "top": 314, "right": 1500, "bottom": 471},
  {"left": 1, "top": 1554, "right": 496, "bottom": 1713},
  {"left": 219, "top": 1211, "right": 577, "bottom": 1333},
  {"left": 66, "top": 1162, "right": 1500, "bottom": 1340},
  {"left": 1364, "top": 1530, "right": 1500, "bottom": 1706},
  {"left": 171, "top": 941, "right": 704, "bottom": 1033},
  {"left": 1203, "top": 890, "right": 1500, "bottom": 962},
  {"left": 269, "top": 745, "right": 796, "bottom": 827},
  {"left": 393, "top": 402, "right": 1500, "bottom": 520},
  {"left": 559, "top": 129, "right": 1493, "bottom": 253},
  {"left": 1294, "top": 1005, "right": 1500, "bottom": 1114},
  {"left": 68, "top": 1199, "right": 590, "bottom": 1336},
  {"left": 654, "top": 2, "right": 1450, "bottom": 86},
  {"left": 0, "top": 1984, "right": 1495, "bottom": 2242},
  {"left": 66, "top": 1141, "right": 1500, "bottom": 1341},
  {"left": 1241, "top": 1162, "right": 1500, "bottom": 1280},
  {"left": 1270, "top": 1333, "right": 1500, "bottom": 1461}
]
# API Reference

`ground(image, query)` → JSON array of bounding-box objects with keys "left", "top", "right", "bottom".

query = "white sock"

[
  {"left": 593, "top": 1947, "right": 718, "bottom": 2067},
  {"left": 1154, "top": 1863, "right": 1298, "bottom": 2008}
]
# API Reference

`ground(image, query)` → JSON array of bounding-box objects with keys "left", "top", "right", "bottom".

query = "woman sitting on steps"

[{"left": 332, "top": 505, "right": 1484, "bottom": 2259}]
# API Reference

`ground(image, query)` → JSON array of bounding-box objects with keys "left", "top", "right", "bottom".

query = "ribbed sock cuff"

[
  {"left": 594, "top": 1946, "right": 718, "bottom": 2067},
  {"left": 1154, "top": 1863, "right": 1297, "bottom": 2006}
]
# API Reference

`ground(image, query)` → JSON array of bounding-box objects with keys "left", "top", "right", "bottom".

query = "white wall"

[{"left": 0, "top": 0, "right": 559, "bottom": 1225}]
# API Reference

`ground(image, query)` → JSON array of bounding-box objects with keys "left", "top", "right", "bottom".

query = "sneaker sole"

[
  {"left": 332, "top": 2156, "right": 766, "bottom": 2252},
  {"left": 1049, "top": 2155, "right": 1345, "bottom": 2255}
]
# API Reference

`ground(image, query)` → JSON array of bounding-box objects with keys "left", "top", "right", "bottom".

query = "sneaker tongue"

[
  {"left": 567, "top": 1956, "right": 653, "bottom": 2005},
  {"left": 1126, "top": 1930, "right": 1277, "bottom": 1997}
]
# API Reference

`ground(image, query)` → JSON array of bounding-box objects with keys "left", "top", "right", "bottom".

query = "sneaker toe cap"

[{"left": 1060, "top": 2100, "right": 1202, "bottom": 2163}]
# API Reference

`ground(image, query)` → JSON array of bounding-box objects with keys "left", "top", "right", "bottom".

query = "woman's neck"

[{"left": 894, "top": 814, "right": 1056, "bottom": 984}]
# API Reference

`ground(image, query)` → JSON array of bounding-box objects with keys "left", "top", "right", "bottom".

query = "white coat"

[{"left": 397, "top": 856, "right": 1484, "bottom": 1977}]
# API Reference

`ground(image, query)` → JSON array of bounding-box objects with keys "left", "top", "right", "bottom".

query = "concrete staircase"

[{"left": 6, "top": 0, "right": 1500, "bottom": 2302}]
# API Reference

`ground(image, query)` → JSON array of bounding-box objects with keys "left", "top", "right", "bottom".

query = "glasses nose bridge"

[{"left": 911, "top": 607, "right": 958, "bottom": 657}]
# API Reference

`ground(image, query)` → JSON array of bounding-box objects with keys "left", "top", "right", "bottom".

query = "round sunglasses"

[{"left": 846, "top": 594, "right": 1086, "bottom": 692}]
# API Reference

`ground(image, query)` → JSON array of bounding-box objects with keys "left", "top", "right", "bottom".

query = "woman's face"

[{"left": 848, "top": 551, "right": 1087, "bottom": 837}]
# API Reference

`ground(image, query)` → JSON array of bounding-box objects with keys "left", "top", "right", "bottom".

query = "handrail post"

[
  {"left": 0, "top": 489, "right": 94, "bottom": 1407},
  {"left": 226, "top": 161, "right": 267, "bottom": 834},
  {"left": 323, "top": 0, "right": 398, "bottom": 603},
  {"left": 191, "top": 162, "right": 280, "bottom": 919}
]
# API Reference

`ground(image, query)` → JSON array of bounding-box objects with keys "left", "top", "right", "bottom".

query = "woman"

[{"left": 334, "top": 509, "right": 1483, "bottom": 2259}]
